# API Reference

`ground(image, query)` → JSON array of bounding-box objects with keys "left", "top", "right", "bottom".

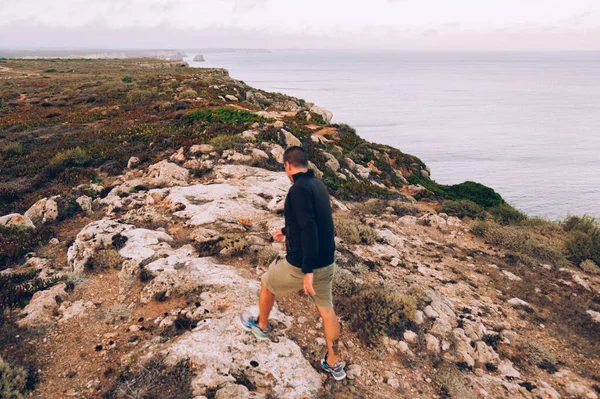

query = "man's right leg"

[{"left": 257, "top": 280, "right": 275, "bottom": 329}]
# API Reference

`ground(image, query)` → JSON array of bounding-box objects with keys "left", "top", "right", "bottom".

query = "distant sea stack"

[{"left": 193, "top": 55, "right": 205, "bottom": 62}]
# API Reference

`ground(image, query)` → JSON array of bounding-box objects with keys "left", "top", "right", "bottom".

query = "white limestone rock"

[
  {"left": 146, "top": 160, "right": 189, "bottom": 187},
  {"left": 18, "top": 283, "right": 68, "bottom": 328},
  {"left": 24, "top": 197, "right": 58, "bottom": 226},
  {"left": 0, "top": 213, "right": 36, "bottom": 229}
]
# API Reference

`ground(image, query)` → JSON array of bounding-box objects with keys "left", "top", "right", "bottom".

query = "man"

[{"left": 239, "top": 146, "right": 346, "bottom": 380}]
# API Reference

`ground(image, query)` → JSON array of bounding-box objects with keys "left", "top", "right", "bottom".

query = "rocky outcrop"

[
  {"left": 0, "top": 213, "right": 36, "bottom": 229},
  {"left": 24, "top": 197, "right": 58, "bottom": 227},
  {"left": 18, "top": 283, "right": 68, "bottom": 328},
  {"left": 193, "top": 54, "right": 205, "bottom": 62}
]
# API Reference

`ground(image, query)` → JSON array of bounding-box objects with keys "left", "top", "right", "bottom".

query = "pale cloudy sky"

[{"left": 1, "top": 0, "right": 599, "bottom": 50}]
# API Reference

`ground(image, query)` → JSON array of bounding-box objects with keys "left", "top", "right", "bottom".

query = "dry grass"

[
  {"left": 431, "top": 363, "right": 475, "bottom": 399},
  {"left": 580, "top": 259, "right": 600, "bottom": 275},
  {"left": 87, "top": 249, "right": 124, "bottom": 271},
  {"left": 0, "top": 356, "right": 28, "bottom": 399},
  {"left": 333, "top": 214, "right": 379, "bottom": 245},
  {"left": 98, "top": 304, "right": 132, "bottom": 324}
]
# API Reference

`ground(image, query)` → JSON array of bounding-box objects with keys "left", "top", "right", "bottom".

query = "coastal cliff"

[{"left": 0, "top": 59, "right": 599, "bottom": 399}]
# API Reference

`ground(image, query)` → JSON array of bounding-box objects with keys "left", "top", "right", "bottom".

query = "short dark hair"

[{"left": 283, "top": 146, "right": 308, "bottom": 167}]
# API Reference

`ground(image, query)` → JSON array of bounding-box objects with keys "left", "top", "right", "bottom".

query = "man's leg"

[
  {"left": 317, "top": 306, "right": 341, "bottom": 366},
  {"left": 257, "top": 281, "right": 275, "bottom": 329}
]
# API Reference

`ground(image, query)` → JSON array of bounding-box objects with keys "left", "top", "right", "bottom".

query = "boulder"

[
  {"left": 127, "top": 156, "right": 140, "bottom": 169},
  {"left": 225, "top": 94, "right": 238, "bottom": 102},
  {"left": 473, "top": 341, "right": 500, "bottom": 367},
  {"left": 24, "top": 197, "right": 59, "bottom": 227},
  {"left": 76, "top": 195, "right": 93, "bottom": 215},
  {"left": 425, "top": 334, "right": 440, "bottom": 354},
  {"left": 190, "top": 144, "right": 215, "bottom": 154},
  {"left": 67, "top": 220, "right": 134, "bottom": 273},
  {"left": 146, "top": 160, "right": 189, "bottom": 187},
  {"left": 497, "top": 359, "right": 521, "bottom": 379},
  {"left": 309, "top": 104, "right": 333, "bottom": 123},
  {"left": 215, "top": 384, "right": 249, "bottom": 399},
  {"left": 193, "top": 54, "right": 205, "bottom": 62},
  {"left": 170, "top": 147, "right": 186, "bottom": 162},
  {"left": 281, "top": 129, "right": 301, "bottom": 147},
  {"left": 0, "top": 213, "right": 36, "bottom": 229},
  {"left": 323, "top": 152, "right": 340, "bottom": 172},
  {"left": 18, "top": 283, "right": 68, "bottom": 328},
  {"left": 587, "top": 310, "right": 600, "bottom": 323},
  {"left": 269, "top": 144, "right": 285, "bottom": 164},
  {"left": 58, "top": 300, "right": 96, "bottom": 323}
]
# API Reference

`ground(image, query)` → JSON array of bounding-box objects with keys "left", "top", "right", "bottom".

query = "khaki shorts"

[{"left": 261, "top": 255, "right": 335, "bottom": 308}]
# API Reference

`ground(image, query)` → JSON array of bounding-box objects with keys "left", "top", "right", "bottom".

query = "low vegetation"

[
  {"left": 0, "top": 226, "right": 54, "bottom": 269},
  {"left": 103, "top": 355, "right": 193, "bottom": 399},
  {"left": 333, "top": 214, "right": 379, "bottom": 245},
  {"left": 0, "top": 356, "right": 28, "bottom": 399},
  {"left": 344, "top": 287, "right": 419, "bottom": 347}
]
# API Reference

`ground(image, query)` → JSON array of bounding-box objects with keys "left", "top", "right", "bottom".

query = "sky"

[{"left": 1, "top": 0, "right": 599, "bottom": 50}]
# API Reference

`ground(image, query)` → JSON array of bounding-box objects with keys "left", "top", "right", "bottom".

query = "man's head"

[{"left": 283, "top": 146, "right": 309, "bottom": 181}]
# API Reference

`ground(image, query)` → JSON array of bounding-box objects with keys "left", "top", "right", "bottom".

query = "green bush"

[
  {"left": 0, "top": 356, "right": 28, "bottom": 399},
  {"left": 121, "top": 76, "right": 133, "bottom": 83},
  {"left": 408, "top": 175, "right": 505, "bottom": 209},
  {"left": 440, "top": 200, "right": 484, "bottom": 219},
  {"left": 44, "top": 68, "right": 57, "bottom": 73},
  {"left": 346, "top": 287, "right": 418, "bottom": 346},
  {"left": 49, "top": 147, "right": 90, "bottom": 168},
  {"left": 562, "top": 215, "right": 599, "bottom": 234},
  {"left": 333, "top": 214, "right": 379, "bottom": 245},
  {"left": 336, "top": 124, "right": 363, "bottom": 151},
  {"left": 184, "top": 107, "right": 269, "bottom": 125},
  {"left": 488, "top": 203, "right": 527, "bottom": 225}
]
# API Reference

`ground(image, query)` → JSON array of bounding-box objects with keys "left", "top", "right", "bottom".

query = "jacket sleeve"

[{"left": 291, "top": 186, "right": 318, "bottom": 274}]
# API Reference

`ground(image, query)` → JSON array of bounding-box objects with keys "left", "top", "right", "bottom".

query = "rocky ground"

[{"left": 1, "top": 59, "right": 599, "bottom": 399}]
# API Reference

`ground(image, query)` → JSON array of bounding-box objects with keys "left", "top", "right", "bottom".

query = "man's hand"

[
  {"left": 303, "top": 273, "right": 316, "bottom": 296},
  {"left": 272, "top": 228, "right": 285, "bottom": 242}
]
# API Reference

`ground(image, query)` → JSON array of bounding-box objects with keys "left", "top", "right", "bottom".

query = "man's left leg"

[{"left": 317, "top": 305, "right": 341, "bottom": 365}]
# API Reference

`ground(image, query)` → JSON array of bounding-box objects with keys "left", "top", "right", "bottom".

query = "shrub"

[
  {"left": 471, "top": 221, "right": 567, "bottom": 266},
  {"left": 209, "top": 134, "right": 244, "bottom": 152},
  {"left": 121, "top": 76, "right": 133, "bottom": 83},
  {"left": 565, "top": 230, "right": 600, "bottom": 265},
  {"left": 218, "top": 235, "right": 249, "bottom": 257},
  {"left": 127, "top": 89, "right": 157, "bottom": 104},
  {"left": 44, "top": 68, "right": 57, "bottom": 73},
  {"left": 336, "top": 124, "right": 363, "bottom": 151},
  {"left": 87, "top": 249, "right": 124, "bottom": 271},
  {"left": 0, "top": 143, "right": 26, "bottom": 158},
  {"left": 346, "top": 287, "right": 418, "bottom": 346},
  {"left": 184, "top": 107, "right": 269, "bottom": 125},
  {"left": 256, "top": 246, "right": 278, "bottom": 267},
  {"left": 488, "top": 203, "right": 527, "bottom": 225},
  {"left": 333, "top": 214, "right": 379, "bottom": 245},
  {"left": 563, "top": 214, "right": 599, "bottom": 234},
  {"left": 48, "top": 147, "right": 90, "bottom": 169},
  {"left": 0, "top": 269, "right": 60, "bottom": 308},
  {"left": 0, "top": 356, "right": 28, "bottom": 399},
  {"left": 0, "top": 226, "right": 54, "bottom": 268},
  {"left": 179, "top": 89, "right": 198, "bottom": 99},
  {"left": 580, "top": 259, "right": 600, "bottom": 275},
  {"left": 431, "top": 363, "right": 474, "bottom": 399},
  {"left": 332, "top": 267, "right": 358, "bottom": 297},
  {"left": 408, "top": 175, "right": 505, "bottom": 209},
  {"left": 440, "top": 200, "right": 484, "bottom": 220},
  {"left": 103, "top": 355, "right": 193, "bottom": 399}
]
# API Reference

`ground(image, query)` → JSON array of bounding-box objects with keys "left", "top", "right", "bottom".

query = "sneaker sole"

[
  {"left": 237, "top": 316, "right": 270, "bottom": 341},
  {"left": 320, "top": 360, "right": 347, "bottom": 381}
]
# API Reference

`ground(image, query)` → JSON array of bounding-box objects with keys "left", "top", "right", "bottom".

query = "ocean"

[{"left": 185, "top": 50, "right": 600, "bottom": 220}]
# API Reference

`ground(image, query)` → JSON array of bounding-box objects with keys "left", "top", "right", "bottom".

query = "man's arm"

[{"left": 291, "top": 186, "right": 319, "bottom": 274}]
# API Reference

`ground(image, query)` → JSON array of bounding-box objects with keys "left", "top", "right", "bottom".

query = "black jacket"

[{"left": 282, "top": 169, "right": 335, "bottom": 273}]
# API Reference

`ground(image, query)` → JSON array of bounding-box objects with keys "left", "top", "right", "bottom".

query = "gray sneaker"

[
  {"left": 320, "top": 352, "right": 347, "bottom": 380},
  {"left": 238, "top": 313, "right": 270, "bottom": 341}
]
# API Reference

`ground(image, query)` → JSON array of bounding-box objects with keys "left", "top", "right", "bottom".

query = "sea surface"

[{"left": 185, "top": 50, "right": 600, "bottom": 220}]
